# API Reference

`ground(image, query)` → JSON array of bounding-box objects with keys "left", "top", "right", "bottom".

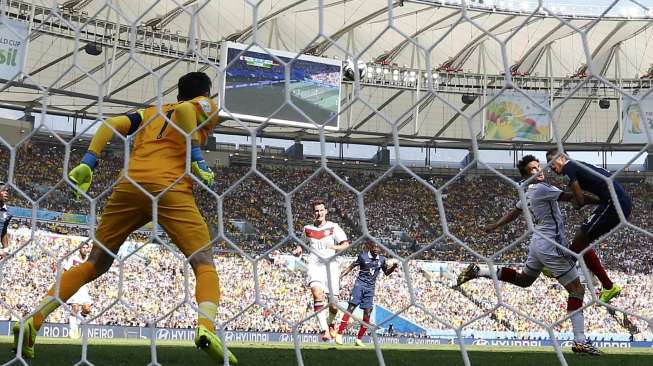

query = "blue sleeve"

[
  {"left": 563, "top": 162, "right": 578, "bottom": 183},
  {"left": 126, "top": 112, "right": 143, "bottom": 135}
]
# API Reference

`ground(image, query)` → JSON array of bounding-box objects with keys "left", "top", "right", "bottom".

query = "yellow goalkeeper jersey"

[{"left": 125, "top": 96, "right": 218, "bottom": 191}]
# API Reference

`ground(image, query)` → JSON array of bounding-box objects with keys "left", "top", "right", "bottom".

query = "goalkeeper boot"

[
  {"left": 12, "top": 318, "right": 36, "bottom": 359},
  {"left": 195, "top": 325, "right": 238, "bottom": 365},
  {"left": 457, "top": 264, "right": 480, "bottom": 286},
  {"left": 571, "top": 340, "right": 602, "bottom": 356},
  {"left": 599, "top": 284, "right": 621, "bottom": 303}
]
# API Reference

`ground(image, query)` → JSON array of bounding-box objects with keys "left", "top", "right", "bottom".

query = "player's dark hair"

[
  {"left": 311, "top": 199, "right": 327, "bottom": 209},
  {"left": 517, "top": 155, "right": 539, "bottom": 178},
  {"left": 177, "top": 72, "right": 211, "bottom": 101},
  {"left": 545, "top": 148, "right": 559, "bottom": 162}
]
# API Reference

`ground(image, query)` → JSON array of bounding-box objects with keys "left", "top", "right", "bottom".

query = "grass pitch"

[{"left": 1, "top": 336, "right": 651, "bottom": 366}]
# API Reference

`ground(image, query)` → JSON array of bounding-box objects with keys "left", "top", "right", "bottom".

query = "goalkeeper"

[{"left": 13, "top": 72, "right": 237, "bottom": 364}]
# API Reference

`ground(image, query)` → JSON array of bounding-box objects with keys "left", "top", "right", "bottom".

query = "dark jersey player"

[
  {"left": 334, "top": 243, "right": 398, "bottom": 346},
  {"left": 547, "top": 148, "right": 632, "bottom": 303},
  {"left": 0, "top": 182, "right": 12, "bottom": 259}
]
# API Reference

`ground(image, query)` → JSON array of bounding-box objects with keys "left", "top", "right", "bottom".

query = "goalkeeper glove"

[
  {"left": 69, "top": 152, "right": 97, "bottom": 196},
  {"left": 191, "top": 146, "right": 215, "bottom": 186}
]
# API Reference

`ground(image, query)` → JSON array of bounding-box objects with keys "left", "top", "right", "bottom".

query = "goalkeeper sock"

[
  {"left": 338, "top": 313, "right": 350, "bottom": 334},
  {"left": 194, "top": 264, "right": 220, "bottom": 332},
  {"left": 34, "top": 262, "right": 97, "bottom": 330},
  {"left": 567, "top": 295, "right": 586, "bottom": 342}
]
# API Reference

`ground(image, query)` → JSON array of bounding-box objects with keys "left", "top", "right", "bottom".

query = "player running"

[
  {"left": 63, "top": 243, "right": 92, "bottom": 338},
  {"left": 546, "top": 148, "right": 632, "bottom": 303},
  {"left": 458, "top": 155, "right": 601, "bottom": 355},
  {"left": 334, "top": 243, "right": 398, "bottom": 347},
  {"left": 293, "top": 200, "right": 350, "bottom": 341},
  {"left": 13, "top": 72, "right": 237, "bottom": 364}
]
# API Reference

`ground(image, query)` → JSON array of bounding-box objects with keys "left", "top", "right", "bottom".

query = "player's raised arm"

[
  {"left": 558, "top": 190, "right": 600, "bottom": 206},
  {"left": 68, "top": 114, "right": 135, "bottom": 195},
  {"left": 293, "top": 227, "right": 307, "bottom": 257},
  {"left": 330, "top": 240, "right": 350, "bottom": 252},
  {"left": 382, "top": 258, "right": 398, "bottom": 276},
  {"left": 568, "top": 180, "right": 587, "bottom": 208},
  {"left": 340, "top": 259, "right": 359, "bottom": 279},
  {"left": 484, "top": 207, "right": 522, "bottom": 233}
]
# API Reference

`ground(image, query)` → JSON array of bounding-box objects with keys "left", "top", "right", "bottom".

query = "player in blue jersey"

[
  {"left": 458, "top": 155, "right": 601, "bottom": 355},
  {"left": 546, "top": 148, "right": 632, "bottom": 303},
  {"left": 334, "top": 243, "right": 398, "bottom": 346}
]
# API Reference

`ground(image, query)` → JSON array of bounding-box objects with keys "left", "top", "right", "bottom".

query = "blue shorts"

[
  {"left": 349, "top": 283, "right": 375, "bottom": 309},
  {"left": 581, "top": 195, "right": 632, "bottom": 242}
]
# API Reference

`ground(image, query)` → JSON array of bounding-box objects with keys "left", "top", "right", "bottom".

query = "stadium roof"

[{"left": 2, "top": 0, "right": 653, "bottom": 149}]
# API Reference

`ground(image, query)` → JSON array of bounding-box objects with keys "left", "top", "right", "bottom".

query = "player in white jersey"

[
  {"left": 293, "top": 200, "right": 350, "bottom": 341},
  {"left": 456, "top": 155, "right": 601, "bottom": 355},
  {"left": 63, "top": 243, "right": 92, "bottom": 338}
]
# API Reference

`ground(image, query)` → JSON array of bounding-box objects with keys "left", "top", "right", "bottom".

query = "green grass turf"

[{"left": 1, "top": 336, "right": 652, "bottom": 366}]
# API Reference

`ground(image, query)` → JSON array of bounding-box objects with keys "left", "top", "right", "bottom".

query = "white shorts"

[
  {"left": 307, "top": 262, "right": 340, "bottom": 294},
  {"left": 67, "top": 285, "right": 92, "bottom": 305},
  {"left": 523, "top": 237, "right": 578, "bottom": 286}
]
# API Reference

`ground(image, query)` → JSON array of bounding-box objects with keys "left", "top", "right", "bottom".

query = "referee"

[{"left": 0, "top": 182, "right": 12, "bottom": 258}]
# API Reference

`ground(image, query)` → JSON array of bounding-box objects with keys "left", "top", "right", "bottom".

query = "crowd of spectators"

[
  {"left": 0, "top": 226, "right": 651, "bottom": 341},
  {"left": 0, "top": 140, "right": 651, "bottom": 339}
]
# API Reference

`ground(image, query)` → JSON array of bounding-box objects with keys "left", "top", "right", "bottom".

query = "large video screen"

[{"left": 219, "top": 42, "right": 342, "bottom": 130}]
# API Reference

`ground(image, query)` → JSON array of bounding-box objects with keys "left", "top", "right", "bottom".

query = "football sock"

[
  {"left": 497, "top": 267, "right": 518, "bottom": 284},
  {"left": 567, "top": 295, "right": 586, "bottom": 342},
  {"left": 195, "top": 264, "right": 220, "bottom": 332},
  {"left": 357, "top": 315, "right": 370, "bottom": 339},
  {"left": 34, "top": 261, "right": 97, "bottom": 331},
  {"left": 338, "top": 313, "right": 350, "bottom": 334},
  {"left": 327, "top": 307, "right": 338, "bottom": 327},
  {"left": 478, "top": 267, "right": 492, "bottom": 278},
  {"left": 581, "top": 249, "right": 613, "bottom": 290},
  {"left": 314, "top": 301, "right": 328, "bottom": 332}
]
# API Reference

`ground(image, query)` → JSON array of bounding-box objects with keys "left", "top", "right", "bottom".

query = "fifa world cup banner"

[
  {"left": 0, "top": 18, "right": 28, "bottom": 80},
  {"left": 622, "top": 95, "right": 653, "bottom": 143},
  {"left": 484, "top": 92, "right": 551, "bottom": 142}
]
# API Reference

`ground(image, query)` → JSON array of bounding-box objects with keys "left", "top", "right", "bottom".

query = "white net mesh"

[{"left": 0, "top": 0, "right": 652, "bottom": 365}]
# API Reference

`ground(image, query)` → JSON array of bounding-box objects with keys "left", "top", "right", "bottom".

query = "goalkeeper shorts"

[{"left": 94, "top": 181, "right": 212, "bottom": 257}]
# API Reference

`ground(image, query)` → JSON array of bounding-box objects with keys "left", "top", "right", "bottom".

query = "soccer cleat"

[
  {"left": 354, "top": 338, "right": 365, "bottom": 347},
  {"left": 12, "top": 318, "right": 36, "bottom": 359},
  {"left": 321, "top": 330, "right": 332, "bottom": 342},
  {"left": 571, "top": 340, "right": 602, "bottom": 355},
  {"left": 457, "top": 264, "right": 480, "bottom": 286},
  {"left": 334, "top": 333, "right": 344, "bottom": 345},
  {"left": 194, "top": 326, "right": 238, "bottom": 364},
  {"left": 599, "top": 284, "right": 621, "bottom": 303},
  {"left": 329, "top": 325, "right": 338, "bottom": 339}
]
